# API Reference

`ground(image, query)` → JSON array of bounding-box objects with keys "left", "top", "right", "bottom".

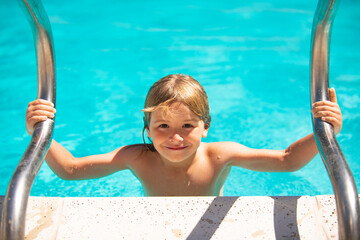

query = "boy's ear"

[
  {"left": 202, "top": 128, "right": 208, "bottom": 138},
  {"left": 146, "top": 127, "right": 151, "bottom": 138},
  {"left": 202, "top": 121, "right": 210, "bottom": 138}
]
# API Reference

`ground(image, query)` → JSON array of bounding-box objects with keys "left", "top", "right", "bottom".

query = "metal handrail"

[
  {"left": 310, "top": 0, "right": 360, "bottom": 239},
  {"left": 0, "top": 0, "right": 56, "bottom": 239}
]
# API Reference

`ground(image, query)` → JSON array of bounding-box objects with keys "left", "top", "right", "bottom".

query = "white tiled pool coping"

[{"left": 0, "top": 195, "right": 349, "bottom": 239}]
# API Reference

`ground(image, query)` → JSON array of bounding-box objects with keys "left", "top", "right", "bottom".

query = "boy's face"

[{"left": 146, "top": 102, "right": 208, "bottom": 166}]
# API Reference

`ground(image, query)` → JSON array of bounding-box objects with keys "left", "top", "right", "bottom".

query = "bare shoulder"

[
  {"left": 201, "top": 141, "right": 250, "bottom": 163},
  {"left": 110, "top": 144, "right": 152, "bottom": 167},
  {"left": 115, "top": 144, "right": 164, "bottom": 179},
  {"left": 204, "top": 141, "right": 249, "bottom": 155}
]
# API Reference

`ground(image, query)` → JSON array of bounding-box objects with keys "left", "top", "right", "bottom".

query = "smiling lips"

[{"left": 165, "top": 146, "right": 188, "bottom": 151}]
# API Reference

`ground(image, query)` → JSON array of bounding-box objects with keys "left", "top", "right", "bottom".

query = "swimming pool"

[{"left": 0, "top": 0, "right": 359, "bottom": 197}]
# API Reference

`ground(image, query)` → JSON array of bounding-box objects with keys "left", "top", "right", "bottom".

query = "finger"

[
  {"left": 27, "top": 110, "right": 55, "bottom": 119},
  {"left": 28, "top": 104, "right": 56, "bottom": 114},
  {"left": 312, "top": 107, "right": 341, "bottom": 119},
  {"left": 329, "top": 88, "right": 337, "bottom": 103},
  {"left": 320, "top": 116, "right": 341, "bottom": 130},
  {"left": 313, "top": 112, "right": 342, "bottom": 122},
  {"left": 311, "top": 101, "right": 340, "bottom": 110},
  {"left": 27, "top": 115, "right": 48, "bottom": 123},
  {"left": 312, "top": 105, "right": 341, "bottom": 115},
  {"left": 313, "top": 108, "right": 339, "bottom": 117},
  {"left": 28, "top": 99, "right": 54, "bottom": 107}
]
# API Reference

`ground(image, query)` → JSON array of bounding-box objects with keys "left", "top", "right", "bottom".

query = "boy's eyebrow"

[
  {"left": 153, "top": 118, "right": 199, "bottom": 123},
  {"left": 153, "top": 120, "right": 167, "bottom": 123},
  {"left": 184, "top": 118, "right": 200, "bottom": 122}
]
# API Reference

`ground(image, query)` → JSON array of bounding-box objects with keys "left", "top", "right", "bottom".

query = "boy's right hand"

[
  {"left": 26, "top": 99, "right": 56, "bottom": 135},
  {"left": 312, "top": 88, "right": 342, "bottom": 135}
]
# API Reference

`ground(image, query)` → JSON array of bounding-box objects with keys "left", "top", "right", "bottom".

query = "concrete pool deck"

[{"left": 0, "top": 195, "right": 350, "bottom": 239}]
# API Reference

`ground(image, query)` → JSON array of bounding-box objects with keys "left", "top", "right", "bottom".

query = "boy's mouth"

[{"left": 165, "top": 146, "right": 188, "bottom": 151}]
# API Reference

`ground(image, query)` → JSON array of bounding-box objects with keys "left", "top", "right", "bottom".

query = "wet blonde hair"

[{"left": 142, "top": 74, "right": 211, "bottom": 150}]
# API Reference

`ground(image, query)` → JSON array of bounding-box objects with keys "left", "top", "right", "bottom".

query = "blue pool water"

[{"left": 0, "top": 0, "right": 359, "bottom": 197}]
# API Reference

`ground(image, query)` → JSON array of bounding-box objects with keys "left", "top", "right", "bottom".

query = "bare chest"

[{"left": 135, "top": 161, "right": 230, "bottom": 196}]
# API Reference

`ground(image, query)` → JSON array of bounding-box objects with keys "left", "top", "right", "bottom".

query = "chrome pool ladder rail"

[
  {"left": 0, "top": 0, "right": 56, "bottom": 239},
  {"left": 310, "top": 0, "right": 360, "bottom": 239}
]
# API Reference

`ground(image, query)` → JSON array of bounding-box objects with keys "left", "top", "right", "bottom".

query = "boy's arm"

[
  {"left": 26, "top": 99, "right": 131, "bottom": 180},
  {"left": 45, "top": 140, "right": 131, "bottom": 180},
  {"left": 209, "top": 135, "right": 317, "bottom": 172},
  {"left": 216, "top": 88, "right": 342, "bottom": 172}
]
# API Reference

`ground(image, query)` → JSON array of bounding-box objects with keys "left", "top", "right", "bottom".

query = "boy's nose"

[{"left": 169, "top": 133, "right": 183, "bottom": 143}]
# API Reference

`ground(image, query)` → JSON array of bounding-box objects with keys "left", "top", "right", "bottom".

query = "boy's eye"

[
  {"left": 183, "top": 124, "right": 194, "bottom": 128},
  {"left": 158, "top": 124, "right": 169, "bottom": 128}
]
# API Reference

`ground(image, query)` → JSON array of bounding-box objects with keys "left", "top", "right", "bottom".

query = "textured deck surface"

[{"left": 0, "top": 195, "right": 342, "bottom": 239}]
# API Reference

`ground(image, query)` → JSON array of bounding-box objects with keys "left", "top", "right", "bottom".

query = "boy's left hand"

[{"left": 312, "top": 88, "right": 342, "bottom": 135}]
